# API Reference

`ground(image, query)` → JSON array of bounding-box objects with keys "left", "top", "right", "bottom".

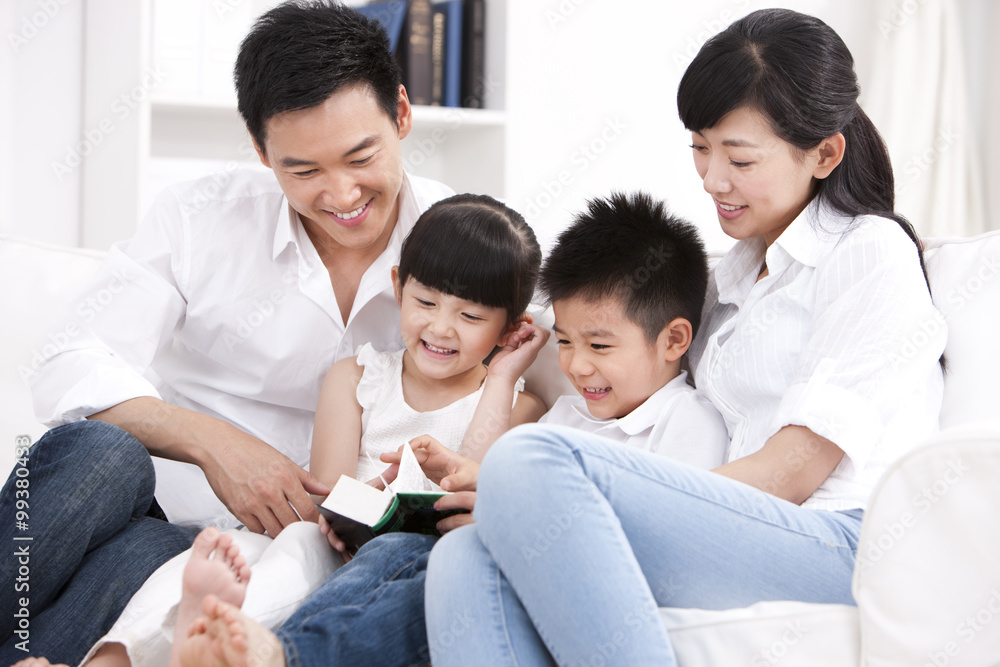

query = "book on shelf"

[
  {"left": 357, "top": 0, "right": 483, "bottom": 109},
  {"left": 316, "top": 442, "right": 469, "bottom": 552},
  {"left": 431, "top": 7, "right": 445, "bottom": 105},
  {"left": 354, "top": 1, "right": 407, "bottom": 52},
  {"left": 460, "top": 0, "right": 486, "bottom": 108},
  {"left": 433, "top": 0, "right": 463, "bottom": 108},
  {"left": 397, "top": 0, "right": 434, "bottom": 106}
]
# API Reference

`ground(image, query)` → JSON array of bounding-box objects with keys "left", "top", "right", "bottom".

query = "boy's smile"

[{"left": 552, "top": 296, "right": 681, "bottom": 420}]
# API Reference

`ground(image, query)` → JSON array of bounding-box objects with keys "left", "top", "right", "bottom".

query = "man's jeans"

[
  {"left": 277, "top": 531, "right": 437, "bottom": 667},
  {"left": 0, "top": 421, "right": 193, "bottom": 665},
  {"left": 426, "top": 424, "right": 864, "bottom": 666}
]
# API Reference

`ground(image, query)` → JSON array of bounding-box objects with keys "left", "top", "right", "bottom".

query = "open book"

[{"left": 316, "top": 442, "right": 469, "bottom": 552}]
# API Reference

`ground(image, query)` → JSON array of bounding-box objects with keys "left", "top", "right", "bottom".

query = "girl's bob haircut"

[{"left": 398, "top": 194, "right": 541, "bottom": 325}]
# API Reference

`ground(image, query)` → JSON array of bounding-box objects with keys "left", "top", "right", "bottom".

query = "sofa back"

[{"left": 923, "top": 230, "right": 1000, "bottom": 430}]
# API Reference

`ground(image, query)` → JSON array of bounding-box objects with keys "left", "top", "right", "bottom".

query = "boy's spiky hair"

[{"left": 540, "top": 192, "right": 708, "bottom": 342}]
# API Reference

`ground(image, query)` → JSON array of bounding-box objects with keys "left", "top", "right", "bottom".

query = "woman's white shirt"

[{"left": 688, "top": 198, "right": 946, "bottom": 511}]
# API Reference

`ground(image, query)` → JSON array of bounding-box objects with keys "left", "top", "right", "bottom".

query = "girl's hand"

[
  {"left": 380, "top": 435, "right": 480, "bottom": 490},
  {"left": 318, "top": 514, "right": 352, "bottom": 563},
  {"left": 488, "top": 320, "right": 551, "bottom": 383}
]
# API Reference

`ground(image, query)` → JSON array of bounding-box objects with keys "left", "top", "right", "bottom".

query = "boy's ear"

[
  {"left": 659, "top": 317, "right": 693, "bottom": 362},
  {"left": 391, "top": 266, "right": 402, "bottom": 306}
]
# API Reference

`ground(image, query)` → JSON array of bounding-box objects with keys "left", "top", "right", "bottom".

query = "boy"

[
  {"left": 171, "top": 192, "right": 727, "bottom": 667},
  {"left": 535, "top": 190, "right": 727, "bottom": 468}
]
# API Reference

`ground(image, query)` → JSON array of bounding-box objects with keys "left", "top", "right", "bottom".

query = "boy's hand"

[
  {"left": 434, "top": 491, "right": 477, "bottom": 533},
  {"left": 318, "top": 514, "right": 352, "bottom": 563},
  {"left": 380, "top": 435, "right": 480, "bottom": 491},
  {"left": 487, "top": 320, "right": 550, "bottom": 383}
]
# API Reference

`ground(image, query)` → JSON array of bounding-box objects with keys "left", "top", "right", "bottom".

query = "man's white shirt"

[{"left": 30, "top": 168, "right": 453, "bottom": 528}]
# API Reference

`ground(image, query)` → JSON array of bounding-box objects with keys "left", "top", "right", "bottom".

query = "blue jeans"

[
  {"left": 277, "top": 532, "right": 437, "bottom": 667},
  {"left": 425, "top": 424, "right": 864, "bottom": 666},
  {"left": 0, "top": 421, "right": 194, "bottom": 665}
]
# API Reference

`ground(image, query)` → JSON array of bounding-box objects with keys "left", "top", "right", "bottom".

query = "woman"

[{"left": 424, "top": 8, "right": 946, "bottom": 665}]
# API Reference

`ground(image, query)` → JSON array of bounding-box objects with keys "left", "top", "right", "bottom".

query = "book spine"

[
  {"left": 441, "top": 1, "right": 462, "bottom": 107},
  {"left": 431, "top": 9, "right": 446, "bottom": 106},
  {"left": 460, "top": 0, "right": 485, "bottom": 108},
  {"left": 399, "top": 0, "right": 434, "bottom": 106}
]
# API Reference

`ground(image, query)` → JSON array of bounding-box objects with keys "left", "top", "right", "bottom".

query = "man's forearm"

[{"left": 89, "top": 396, "right": 232, "bottom": 468}]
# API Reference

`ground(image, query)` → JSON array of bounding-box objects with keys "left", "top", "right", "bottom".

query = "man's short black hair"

[
  {"left": 235, "top": 0, "right": 402, "bottom": 153},
  {"left": 540, "top": 192, "right": 709, "bottom": 342}
]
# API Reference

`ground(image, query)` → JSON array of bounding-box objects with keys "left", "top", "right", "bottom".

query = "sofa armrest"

[{"left": 854, "top": 423, "right": 1000, "bottom": 666}]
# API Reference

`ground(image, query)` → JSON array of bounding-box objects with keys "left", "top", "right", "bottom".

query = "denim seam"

[
  {"left": 274, "top": 629, "right": 301, "bottom": 667},
  {"left": 494, "top": 559, "right": 521, "bottom": 667}
]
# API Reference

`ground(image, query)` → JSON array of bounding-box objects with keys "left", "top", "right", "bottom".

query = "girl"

[
  {"left": 310, "top": 192, "right": 548, "bottom": 553},
  {"left": 75, "top": 193, "right": 547, "bottom": 667},
  {"left": 425, "top": 9, "right": 947, "bottom": 665}
]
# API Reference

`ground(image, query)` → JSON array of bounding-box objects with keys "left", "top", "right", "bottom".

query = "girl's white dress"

[{"left": 80, "top": 343, "right": 523, "bottom": 667}]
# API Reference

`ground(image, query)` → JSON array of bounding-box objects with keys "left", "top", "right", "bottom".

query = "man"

[{"left": 0, "top": 2, "right": 452, "bottom": 663}]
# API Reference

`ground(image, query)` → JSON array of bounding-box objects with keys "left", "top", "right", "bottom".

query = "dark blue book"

[
  {"left": 433, "top": 0, "right": 463, "bottom": 107},
  {"left": 354, "top": 1, "right": 407, "bottom": 53}
]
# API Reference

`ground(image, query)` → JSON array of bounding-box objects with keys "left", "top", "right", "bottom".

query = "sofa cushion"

[
  {"left": 660, "top": 601, "right": 859, "bottom": 665},
  {"left": 0, "top": 236, "right": 104, "bottom": 474},
  {"left": 923, "top": 230, "right": 1000, "bottom": 429}
]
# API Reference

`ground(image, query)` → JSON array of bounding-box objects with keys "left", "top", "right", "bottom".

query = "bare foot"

[
  {"left": 10, "top": 659, "right": 68, "bottom": 667},
  {"left": 169, "top": 528, "right": 251, "bottom": 667},
  {"left": 177, "top": 595, "right": 284, "bottom": 667}
]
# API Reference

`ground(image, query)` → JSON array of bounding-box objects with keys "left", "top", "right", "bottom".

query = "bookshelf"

[{"left": 81, "top": 0, "right": 508, "bottom": 251}]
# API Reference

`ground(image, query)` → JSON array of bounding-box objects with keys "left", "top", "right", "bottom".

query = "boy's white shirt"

[{"left": 539, "top": 370, "right": 729, "bottom": 470}]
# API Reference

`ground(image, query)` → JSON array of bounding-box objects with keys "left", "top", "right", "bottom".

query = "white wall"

[{"left": 1, "top": 0, "right": 83, "bottom": 246}]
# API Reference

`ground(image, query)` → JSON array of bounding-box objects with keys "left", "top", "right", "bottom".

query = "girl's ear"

[
  {"left": 813, "top": 132, "right": 846, "bottom": 180},
  {"left": 391, "top": 266, "right": 402, "bottom": 306},
  {"left": 496, "top": 314, "right": 532, "bottom": 347},
  {"left": 659, "top": 317, "right": 693, "bottom": 362}
]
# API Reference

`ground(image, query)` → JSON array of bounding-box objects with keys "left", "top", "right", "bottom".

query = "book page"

[{"left": 390, "top": 441, "right": 441, "bottom": 494}]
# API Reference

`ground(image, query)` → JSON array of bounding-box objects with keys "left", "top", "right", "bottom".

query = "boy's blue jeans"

[
  {"left": 425, "top": 424, "right": 865, "bottom": 666},
  {"left": 0, "top": 420, "right": 194, "bottom": 666}
]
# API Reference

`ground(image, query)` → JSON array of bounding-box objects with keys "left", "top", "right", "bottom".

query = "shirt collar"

[
  {"left": 567, "top": 371, "right": 692, "bottom": 437},
  {"left": 713, "top": 198, "right": 845, "bottom": 304},
  {"left": 272, "top": 194, "right": 297, "bottom": 261}
]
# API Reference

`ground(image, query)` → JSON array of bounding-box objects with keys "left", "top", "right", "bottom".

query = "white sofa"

[{"left": 2, "top": 230, "right": 999, "bottom": 665}]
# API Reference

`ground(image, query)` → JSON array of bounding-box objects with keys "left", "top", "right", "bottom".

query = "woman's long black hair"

[{"left": 676, "top": 8, "right": 930, "bottom": 291}]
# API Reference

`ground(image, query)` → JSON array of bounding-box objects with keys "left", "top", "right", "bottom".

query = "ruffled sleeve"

[
  {"left": 511, "top": 376, "right": 526, "bottom": 407},
  {"left": 354, "top": 343, "right": 402, "bottom": 412}
]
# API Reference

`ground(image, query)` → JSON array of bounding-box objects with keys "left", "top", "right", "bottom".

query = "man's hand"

[
  {"left": 380, "top": 435, "right": 480, "bottom": 491},
  {"left": 91, "top": 396, "right": 330, "bottom": 536},
  {"left": 199, "top": 430, "right": 330, "bottom": 535}
]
